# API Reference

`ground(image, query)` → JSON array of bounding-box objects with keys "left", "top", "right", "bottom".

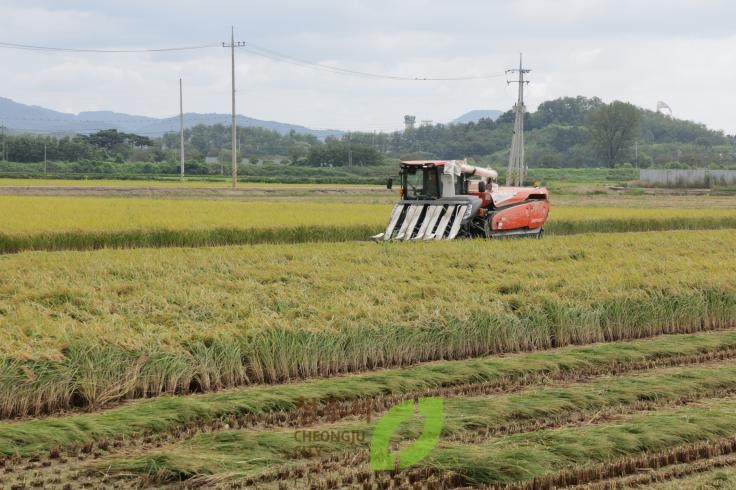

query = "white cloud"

[{"left": 2, "top": 0, "right": 736, "bottom": 134}]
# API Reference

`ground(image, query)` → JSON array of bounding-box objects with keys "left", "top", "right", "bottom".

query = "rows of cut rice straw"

[
  {"left": 2, "top": 329, "right": 734, "bottom": 457},
  {"left": 0, "top": 230, "right": 734, "bottom": 417},
  {"left": 93, "top": 370, "right": 736, "bottom": 486}
]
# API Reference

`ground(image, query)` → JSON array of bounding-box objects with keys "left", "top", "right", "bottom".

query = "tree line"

[{"left": 1, "top": 96, "right": 734, "bottom": 169}]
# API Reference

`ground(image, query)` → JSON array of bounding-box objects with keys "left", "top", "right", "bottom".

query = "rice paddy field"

[
  {"left": 0, "top": 192, "right": 735, "bottom": 253},
  {"left": 2, "top": 180, "right": 736, "bottom": 489}
]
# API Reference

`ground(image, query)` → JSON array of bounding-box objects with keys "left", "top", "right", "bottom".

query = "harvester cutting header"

[{"left": 374, "top": 159, "right": 549, "bottom": 240}]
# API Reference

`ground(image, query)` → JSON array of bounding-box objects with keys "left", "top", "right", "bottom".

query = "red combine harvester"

[{"left": 375, "top": 159, "right": 549, "bottom": 240}]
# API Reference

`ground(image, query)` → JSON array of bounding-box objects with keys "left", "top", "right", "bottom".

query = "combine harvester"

[
  {"left": 376, "top": 54, "right": 549, "bottom": 241},
  {"left": 375, "top": 159, "right": 549, "bottom": 240}
]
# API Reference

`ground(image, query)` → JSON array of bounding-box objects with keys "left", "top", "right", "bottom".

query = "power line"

[
  {"left": 242, "top": 42, "right": 507, "bottom": 81},
  {"left": 0, "top": 41, "right": 219, "bottom": 53},
  {"left": 2, "top": 116, "right": 163, "bottom": 123},
  {"left": 0, "top": 38, "right": 506, "bottom": 81}
]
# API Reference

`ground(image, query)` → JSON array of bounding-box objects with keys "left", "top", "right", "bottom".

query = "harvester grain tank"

[{"left": 375, "top": 159, "right": 549, "bottom": 240}]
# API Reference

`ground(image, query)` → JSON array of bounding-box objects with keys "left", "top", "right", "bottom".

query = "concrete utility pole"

[
  {"left": 44, "top": 143, "right": 47, "bottom": 174},
  {"left": 635, "top": 140, "right": 639, "bottom": 168},
  {"left": 347, "top": 132, "right": 353, "bottom": 167},
  {"left": 505, "top": 54, "right": 531, "bottom": 186},
  {"left": 0, "top": 124, "right": 6, "bottom": 161},
  {"left": 179, "top": 78, "right": 185, "bottom": 181},
  {"left": 223, "top": 27, "right": 246, "bottom": 188}
]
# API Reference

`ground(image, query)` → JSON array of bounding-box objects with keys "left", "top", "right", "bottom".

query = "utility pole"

[
  {"left": 347, "top": 132, "right": 353, "bottom": 167},
  {"left": 505, "top": 53, "right": 530, "bottom": 186},
  {"left": 44, "top": 143, "right": 47, "bottom": 174},
  {"left": 223, "top": 27, "right": 246, "bottom": 188},
  {"left": 179, "top": 78, "right": 185, "bottom": 181},
  {"left": 635, "top": 140, "right": 639, "bottom": 168},
  {"left": 0, "top": 124, "right": 5, "bottom": 162}
]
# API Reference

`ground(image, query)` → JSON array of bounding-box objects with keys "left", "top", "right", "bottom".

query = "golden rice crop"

[
  {"left": 551, "top": 206, "right": 736, "bottom": 221},
  {"left": 0, "top": 196, "right": 389, "bottom": 234},
  {"left": 1, "top": 196, "right": 735, "bottom": 235},
  {"left": 1, "top": 229, "right": 732, "bottom": 359},
  {"left": 0, "top": 196, "right": 735, "bottom": 254},
  {"left": 0, "top": 230, "right": 734, "bottom": 417},
  {"left": 552, "top": 193, "right": 736, "bottom": 209}
]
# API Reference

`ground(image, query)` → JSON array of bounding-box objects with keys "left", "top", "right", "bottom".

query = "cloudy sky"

[{"left": 3, "top": 0, "right": 736, "bottom": 133}]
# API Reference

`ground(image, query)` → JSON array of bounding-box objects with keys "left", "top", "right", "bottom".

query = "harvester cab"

[{"left": 374, "top": 159, "right": 549, "bottom": 241}]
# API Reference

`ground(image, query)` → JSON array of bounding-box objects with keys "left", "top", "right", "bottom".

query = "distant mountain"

[
  {"left": 452, "top": 110, "right": 503, "bottom": 124},
  {"left": 0, "top": 97, "right": 342, "bottom": 138}
]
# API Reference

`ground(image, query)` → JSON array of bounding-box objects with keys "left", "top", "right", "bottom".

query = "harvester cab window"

[
  {"left": 403, "top": 167, "right": 440, "bottom": 200},
  {"left": 456, "top": 175, "right": 467, "bottom": 196}
]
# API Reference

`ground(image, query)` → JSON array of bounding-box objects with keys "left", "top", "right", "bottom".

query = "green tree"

[
  {"left": 305, "top": 141, "right": 381, "bottom": 166},
  {"left": 532, "top": 96, "right": 603, "bottom": 127},
  {"left": 84, "top": 129, "right": 126, "bottom": 151},
  {"left": 288, "top": 141, "right": 311, "bottom": 163},
  {"left": 587, "top": 101, "right": 641, "bottom": 166}
]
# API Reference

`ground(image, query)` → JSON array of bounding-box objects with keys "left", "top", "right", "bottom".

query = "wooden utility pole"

[
  {"left": 506, "top": 54, "right": 530, "bottom": 186},
  {"left": 223, "top": 27, "right": 246, "bottom": 188},
  {"left": 179, "top": 78, "right": 185, "bottom": 181}
]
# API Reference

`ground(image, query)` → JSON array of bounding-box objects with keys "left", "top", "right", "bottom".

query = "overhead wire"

[
  {"left": 0, "top": 39, "right": 507, "bottom": 133},
  {"left": 0, "top": 41, "right": 219, "bottom": 53},
  {"left": 0, "top": 39, "right": 506, "bottom": 81},
  {"left": 241, "top": 42, "right": 506, "bottom": 81}
]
